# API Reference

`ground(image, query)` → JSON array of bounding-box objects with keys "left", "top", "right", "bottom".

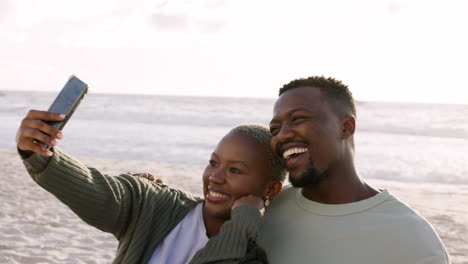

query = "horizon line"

[{"left": 1, "top": 89, "right": 467, "bottom": 106}]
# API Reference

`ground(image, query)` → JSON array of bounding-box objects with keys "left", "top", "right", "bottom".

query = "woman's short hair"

[{"left": 229, "top": 124, "right": 287, "bottom": 182}]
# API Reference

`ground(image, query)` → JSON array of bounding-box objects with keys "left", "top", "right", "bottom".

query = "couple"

[{"left": 17, "top": 76, "right": 449, "bottom": 263}]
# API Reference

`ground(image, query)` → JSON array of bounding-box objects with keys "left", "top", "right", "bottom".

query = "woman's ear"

[{"left": 266, "top": 181, "right": 283, "bottom": 199}]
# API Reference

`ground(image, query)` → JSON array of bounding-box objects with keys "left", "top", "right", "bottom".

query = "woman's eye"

[
  {"left": 209, "top": 160, "right": 217, "bottom": 167},
  {"left": 229, "top": 167, "right": 241, "bottom": 174}
]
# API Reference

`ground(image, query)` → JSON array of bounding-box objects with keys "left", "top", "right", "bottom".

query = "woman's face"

[{"left": 202, "top": 132, "right": 273, "bottom": 219}]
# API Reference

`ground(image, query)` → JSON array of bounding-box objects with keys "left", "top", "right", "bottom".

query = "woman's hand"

[
  {"left": 232, "top": 194, "right": 264, "bottom": 211},
  {"left": 16, "top": 110, "right": 65, "bottom": 156}
]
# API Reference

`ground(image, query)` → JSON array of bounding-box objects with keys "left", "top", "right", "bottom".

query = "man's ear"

[
  {"left": 266, "top": 181, "right": 283, "bottom": 199},
  {"left": 341, "top": 115, "right": 355, "bottom": 140}
]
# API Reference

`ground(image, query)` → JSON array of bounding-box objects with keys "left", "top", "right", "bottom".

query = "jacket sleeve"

[
  {"left": 189, "top": 205, "right": 268, "bottom": 264},
  {"left": 20, "top": 147, "right": 173, "bottom": 240}
]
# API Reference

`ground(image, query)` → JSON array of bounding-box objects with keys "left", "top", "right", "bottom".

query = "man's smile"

[
  {"left": 283, "top": 147, "right": 308, "bottom": 159},
  {"left": 280, "top": 146, "right": 309, "bottom": 169}
]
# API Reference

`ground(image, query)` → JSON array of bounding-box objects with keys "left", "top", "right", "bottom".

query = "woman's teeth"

[
  {"left": 209, "top": 191, "right": 228, "bottom": 199},
  {"left": 283, "top": 147, "right": 308, "bottom": 159}
]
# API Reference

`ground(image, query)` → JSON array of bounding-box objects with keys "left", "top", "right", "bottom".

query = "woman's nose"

[{"left": 209, "top": 169, "right": 226, "bottom": 184}]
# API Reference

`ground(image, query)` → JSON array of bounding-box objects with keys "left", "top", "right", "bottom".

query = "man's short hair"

[
  {"left": 279, "top": 76, "right": 356, "bottom": 117},
  {"left": 230, "top": 124, "right": 287, "bottom": 182}
]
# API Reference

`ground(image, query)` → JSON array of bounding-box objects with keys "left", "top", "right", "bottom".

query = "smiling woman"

[
  {"left": 17, "top": 113, "right": 286, "bottom": 264},
  {"left": 202, "top": 125, "right": 286, "bottom": 238}
]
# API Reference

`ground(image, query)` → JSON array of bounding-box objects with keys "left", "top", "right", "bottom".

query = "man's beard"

[{"left": 289, "top": 158, "right": 328, "bottom": 188}]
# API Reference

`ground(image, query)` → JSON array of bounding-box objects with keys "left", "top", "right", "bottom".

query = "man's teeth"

[
  {"left": 283, "top": 147, "right": 308, "bottom": 159},
  {"left": 209, "top": 191, "right": 228, "bottom": 199}
]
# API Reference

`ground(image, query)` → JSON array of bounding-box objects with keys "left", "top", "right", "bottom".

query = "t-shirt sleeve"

[
  {"left": 416, "top": 255, "right": 450, "bottom": 264},
  {"left": 189, "top": 205, "right": 268, "bottom": 264}
]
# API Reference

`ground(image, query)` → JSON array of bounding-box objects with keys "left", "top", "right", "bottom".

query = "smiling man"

[{"left": 259, "top": 76, "right": 450, "bottom": 264}]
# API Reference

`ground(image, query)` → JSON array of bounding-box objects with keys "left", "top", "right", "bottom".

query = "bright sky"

[{"left": 1, "top": 0, "right": 467, "bottom": 103}]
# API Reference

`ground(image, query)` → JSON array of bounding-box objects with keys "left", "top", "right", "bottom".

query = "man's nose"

[{"left": 274, "top": 124, "right": 295, "bottom": 143}]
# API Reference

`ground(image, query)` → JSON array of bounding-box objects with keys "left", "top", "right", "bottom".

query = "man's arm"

[{"left": 416, "top": 255, "right": 450, "bottom": 264}]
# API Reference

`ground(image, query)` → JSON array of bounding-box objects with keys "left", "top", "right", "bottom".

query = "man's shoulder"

[
  {"left": 369, "top": 192, "right": 449, "bottom": 260},
  {"left": 377, "top": 192, "right": 433, "bottom": 224},
  {"left": 268, "top": 185, "right": 297, "bottom": 206},
  {"left": 376, "top": 192, "right": 443, "bottom": 237},
  {"left": 276, "top": 184, "right": 297, "bottom": 198}
]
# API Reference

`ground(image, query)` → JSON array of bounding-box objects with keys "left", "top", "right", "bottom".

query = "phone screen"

[
  {"left": 40, "top": 76, "right": 88, "bottom": 149},
  {"left": 46, "top": 76, "right": 88, "bottom": 130}
]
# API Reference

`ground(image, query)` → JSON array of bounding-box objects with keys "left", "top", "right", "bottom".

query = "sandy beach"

[{"left": 1, "top": 148, "right": 467, "bottom": 264}]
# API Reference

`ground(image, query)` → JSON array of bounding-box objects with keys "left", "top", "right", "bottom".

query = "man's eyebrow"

[{"left": 288, "top": 108, "right": 310, "bottom": 114}]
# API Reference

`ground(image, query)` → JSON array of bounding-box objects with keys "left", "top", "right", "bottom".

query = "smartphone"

[{"left": 39, "top": 75, "right": 88, "bottom": 149}]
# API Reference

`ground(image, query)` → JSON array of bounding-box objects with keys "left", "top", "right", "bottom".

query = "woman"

[{"left": 17, "top": 110, "right": 286, "bottom": 263}]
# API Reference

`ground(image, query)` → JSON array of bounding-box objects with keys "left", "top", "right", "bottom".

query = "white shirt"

[{"left": 148, "top": 203, "right": 209, "bottom": 264}]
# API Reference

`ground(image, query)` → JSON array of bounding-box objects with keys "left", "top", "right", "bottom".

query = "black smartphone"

[{"left": 39, "top": 75, "right": 88, "bottom": 149}]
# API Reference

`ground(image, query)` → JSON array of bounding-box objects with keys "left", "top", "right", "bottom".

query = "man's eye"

[
  {"left": 229, "top": 167, "right": 241, "bottom": 174},
  {"left": 209, "top": 160, "right": 217, "bottom": 167},
  {"left": 292, "top": 116, "right": 305, "bottom": 122},
  {"left": 270, "top": 127, "right": 279, "bottom": 135}
]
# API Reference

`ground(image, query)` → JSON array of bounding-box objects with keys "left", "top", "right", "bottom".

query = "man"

[{"left": 260, "top": 76, "right": 450, "bottom": 263}]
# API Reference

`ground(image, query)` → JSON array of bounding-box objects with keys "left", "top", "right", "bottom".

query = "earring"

[{"left": 264, "top": 196, "right": 271, "bottom": 207}]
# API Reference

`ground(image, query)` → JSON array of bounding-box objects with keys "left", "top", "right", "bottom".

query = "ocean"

[{"left": 1, "top": 90, "right": 467, "bottom": 185}]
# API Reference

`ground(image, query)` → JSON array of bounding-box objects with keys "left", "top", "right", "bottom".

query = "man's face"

[{"left": 269, "top": 87, "right": 344, "bottom": 187}]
